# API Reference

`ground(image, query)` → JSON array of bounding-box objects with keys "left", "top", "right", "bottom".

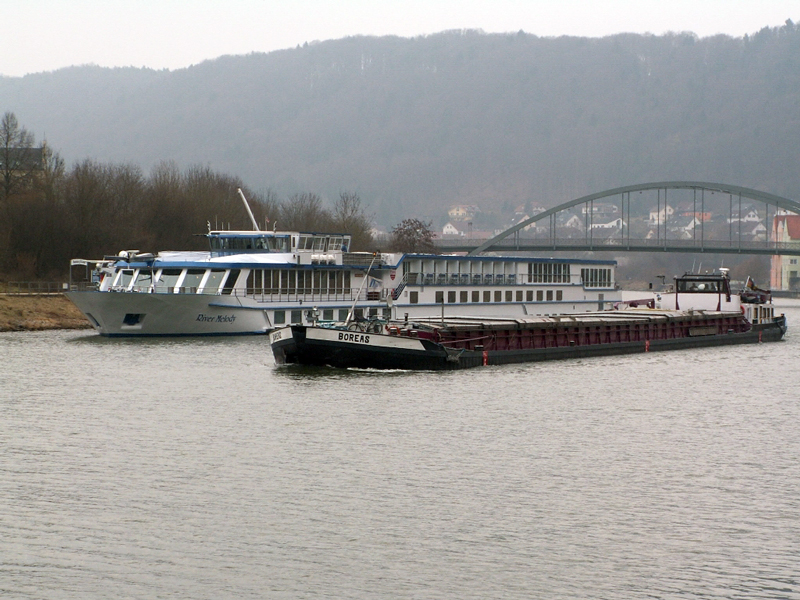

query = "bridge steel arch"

[{"left": 466, "top": 181, "right": 800, "bottom": 256}]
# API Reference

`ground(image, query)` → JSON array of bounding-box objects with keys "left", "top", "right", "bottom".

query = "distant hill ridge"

[{"left": 2, "top": 24, "right": 799, "bottom": 226}]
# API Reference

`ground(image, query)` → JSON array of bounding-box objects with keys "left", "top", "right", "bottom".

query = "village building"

[
  {"left": 559, "top": 214, "right": 583, "bottom": 230},
  {"left": 668, "top": 215, "right": 702, "bottom": 238},
  {"left": 441, "top": 222, "right": 463, "bottom": 237},
  {"left": 771, "top": 214, "right": 800, "bottom": 290},
  {"left": 582, "top": 202, "right": 619, "bottom": 216},
  {"left": 648, "top": 204, "right": 675, "bottom": 225},
  {"left": 589, "top": 217, "right": 625, "bottom": 231},
  {"left": 727, "top": 207, "right": 762, "bottom": 225},
  {"left": 679, "top": 211, "right": 713, "bottom": 222},
  {"left": 447, "top": 204, "right": 480, "bottom": 221}
]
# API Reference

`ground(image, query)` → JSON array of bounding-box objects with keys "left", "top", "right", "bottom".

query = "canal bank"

[{"left": 0, "top": 295, "right": 91, "bottom": 332}]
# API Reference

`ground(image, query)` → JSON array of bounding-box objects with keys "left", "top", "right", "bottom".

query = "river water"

[{"left": 2, "top": 301, "right": 799, "bottom": 599}]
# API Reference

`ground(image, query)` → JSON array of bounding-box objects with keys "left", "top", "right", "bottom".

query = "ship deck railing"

[
  {"left": 402, "top": 272, "right": 613, "bottom": 289},
  {"left": 68, "top": 282, "right": 389, "bottom": 303},
  {"left": 3, "top": 281, "right": 69, "bottom": 295}
]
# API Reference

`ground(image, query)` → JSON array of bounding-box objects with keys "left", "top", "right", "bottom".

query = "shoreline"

[
  {"left": 2, "top": 292, "right": 797, "bottom": 334},
  {"left": 0, "top": 295, "right": 92, "bottom": 332}
]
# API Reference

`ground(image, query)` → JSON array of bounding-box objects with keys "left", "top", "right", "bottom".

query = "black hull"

[{"left": 272, "top": 317, "right": 786, "bottom": 371}]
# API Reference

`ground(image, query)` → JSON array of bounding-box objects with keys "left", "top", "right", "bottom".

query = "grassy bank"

[{"left": 0, "top": 295, "right": 92, "bottom": 332}]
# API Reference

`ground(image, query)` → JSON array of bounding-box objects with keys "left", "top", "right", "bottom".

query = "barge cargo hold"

[{"left": 270, "top": 308, "right": 787, "bottom": 371}]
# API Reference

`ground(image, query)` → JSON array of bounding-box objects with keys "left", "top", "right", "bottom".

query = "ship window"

[
  {"left": 133, "top": 270, "right": 154, "bottom": 290},
  {"left": 274, "top": 311, "right": 285, "bottom": 325},
  {"left": 122, "top": 313, "right": 143, "bottom": 326},
  {"left": 435, "top": 291, "right": 444, "bottom": 303},
  {"left": 410, "top": 291, "right": 419, "bottom": 304},
  {"left": 505, "top": 291, "right": 512, "bottom": 302},
  {"left": 460, "top": 291, "right": 468, "bottom": 303},
  {"left": 448, "top": 291, "right": 456, "bottom": 303},
  {"left": 291, "top": 310, "right": 302, "bottom": 323},
  {"left": 483, "top": 291, "right": 491, "bottom": 302},
  {"left": 204, "top": 269, "right": 226, "bottom": 293},
  {"left": 247, "top": 269, "right": 260, "bottom": 293},
  {"left": 323, "top": 309, "right": 334, "bottom": 320},
  {"left": 338, "top": 309, "right": 349, "bottom": 321},
  {"left": 183, "top": 269, "right": 205, "bottom": 292},
  {"left": 115, "top": 269, "right": 135, "bottom": 289},
  {"left": 557, "top": 290, "right": 563, "bottom": 301},
  {"left": 296, "top": 271, "right": 309, "bottom": 294},
  {"left": 267, "top": 270, "right": 279, "bottom": 293},
  {"left": 494, "top": 291, "right": 502, "bottom": 302},
  {"left": 526, "top": 290, "right": 533, "bottom": 301},
  {"left": 383, "top": 308, "right": 392, "bottom": 318},
  {"left": 537, "top": 290, "right": 543, "bottom": 301},
  {"left": 272, "top": 236, "right": 289, "bottom": 252},
  {"left": 472, "top": 291, "right": 479, "bottom": 302},
  {"left": 222, "top": 270, "right": 240, "bottom": 295},
  {"left": 157, "top": 269, "right": 182, "bottom": 292},
  {"left": 312, "top": 271, "right": 321, "bottom": 293},
  {"left": 547, "top": 290, "right": 554, "bottom": 301},
  {"left": 516, "top": 290, "right": 523, "bottom": 302}
]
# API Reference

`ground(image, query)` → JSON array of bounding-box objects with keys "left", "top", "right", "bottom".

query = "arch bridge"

[{"left": 435, "top": 182, "right": 800, "bottom": 256}]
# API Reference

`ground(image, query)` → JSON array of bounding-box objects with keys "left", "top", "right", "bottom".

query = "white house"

[
  {"left": 669, "top": 215, "right": 702, "bottom": 235},
  {"left": 727, "top": 208, "right": 761, "bottom": 224},
  {"left": 745, "top": 221, "right": 768, "bottom": 239},
  {"left": 442, "top": 222, "right": 462, "bottom": 236},
  {"left": 561, "top": 214, "right": 583, "bottom": 230},
  {"left": 589, "top": 217, "right": 625, "bottom": 230},
  {"left": 582, "top": 202, "right": 619, "bottom": 215},
  {"left": 649, "top": 204, "right": 675, "bottom": 225}
]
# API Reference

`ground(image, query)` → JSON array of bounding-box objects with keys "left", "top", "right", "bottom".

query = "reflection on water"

[{"left": 2, "top": 301, "right": 799, "bottom": 599}]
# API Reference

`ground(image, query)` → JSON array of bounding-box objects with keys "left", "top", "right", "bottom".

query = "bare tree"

[
  {"left": 331, "top": 191, "right": 374, "bottom": 251},
  {"left": 280, "top": 192, "right": 331, "bottom": 231},
  {"left": 0, "top": 112, "right": 39, "bottom": 203},
  {"left": 250, "top": 188, "right": 281, "bottom": 231}
]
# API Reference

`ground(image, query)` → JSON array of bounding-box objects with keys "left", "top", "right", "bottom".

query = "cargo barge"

[{"left": 270, "top": 307, "right": 787, "bottom": 370}]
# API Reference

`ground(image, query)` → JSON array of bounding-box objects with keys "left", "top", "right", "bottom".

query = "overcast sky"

[{"left": 2, "top": 0, "right": 797, "bottom": 77}]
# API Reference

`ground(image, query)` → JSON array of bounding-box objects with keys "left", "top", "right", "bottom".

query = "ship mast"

[{"left": 237, "top": 188, "right": 260, "bottom": 231}]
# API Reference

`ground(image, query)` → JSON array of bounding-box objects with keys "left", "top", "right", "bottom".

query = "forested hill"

[{"left": 2, "top": 23, "right": 799, "bottom": 226}]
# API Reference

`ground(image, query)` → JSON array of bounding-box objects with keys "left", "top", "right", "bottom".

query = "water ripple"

[{"left": 1, "top": 302, "right": 799, "bottom": 599}]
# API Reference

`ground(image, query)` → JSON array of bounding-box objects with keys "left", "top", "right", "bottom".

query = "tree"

[
  {"left": 331, "top": 191, "right": 374, "bottom": 251},
  {"left": 280, "top": 192, "right": 330, "bottom": 231},
  {"left": 390, "top": 218, "right": 437, "bottom": 253},
  {"left": 0, "top": 112, "right": 38, "bottom": 203}
]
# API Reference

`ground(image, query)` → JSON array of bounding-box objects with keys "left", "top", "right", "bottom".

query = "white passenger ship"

[{"left": 67, "top": 229, "right": 620, "bottom": 337}]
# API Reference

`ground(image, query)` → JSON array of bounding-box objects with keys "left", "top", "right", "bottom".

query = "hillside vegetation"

[{"left": 2, "top": 23, "right": 799, "bottom": 227}]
